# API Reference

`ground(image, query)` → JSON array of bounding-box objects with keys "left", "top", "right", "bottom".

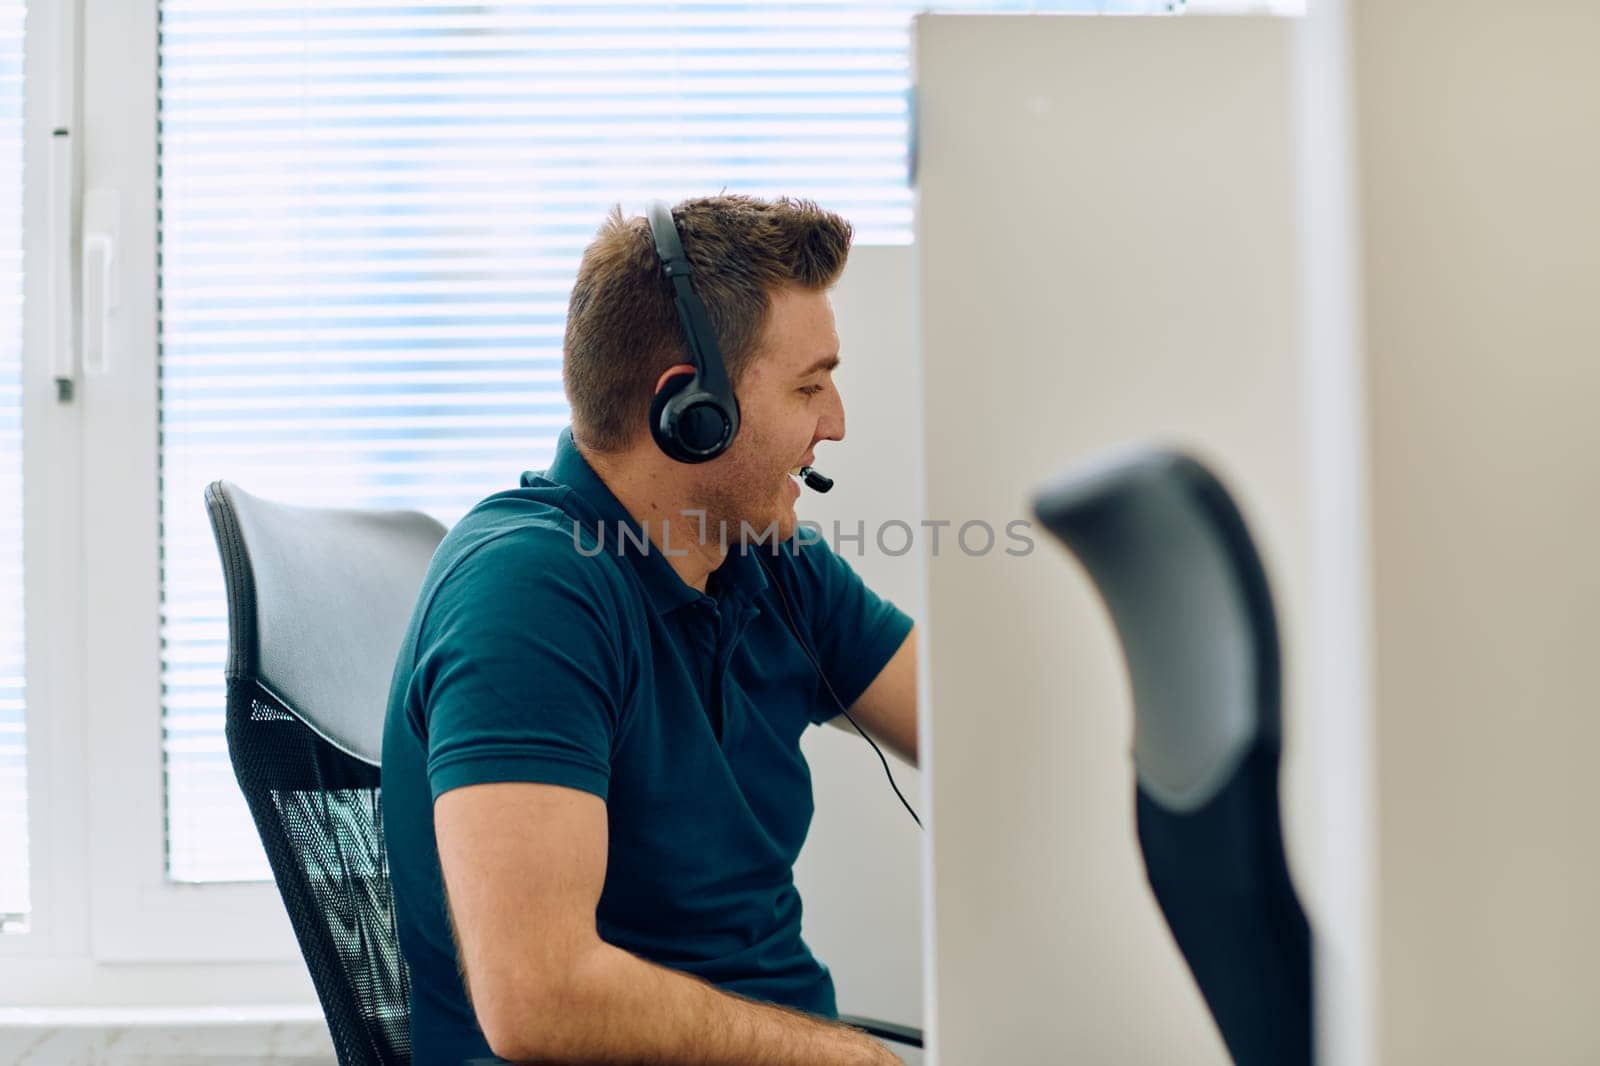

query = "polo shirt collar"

[
  {"left": 708, "top": 538, "right": 772, "bottom": 607},
  {"left": 529, "top": 427, "right": 769, "bottom": 615}
]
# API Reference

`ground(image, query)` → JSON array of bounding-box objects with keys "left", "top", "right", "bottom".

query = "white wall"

[
  {"left": 794, "top": 243, "right": 927, "bottom": 1029},
  {"left": 1351, "top": 3, "right": 1600, "bottom": 1062}
]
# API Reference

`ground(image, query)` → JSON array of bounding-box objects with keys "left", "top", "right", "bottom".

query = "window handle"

[
  {"left": 81, "top": 189, "right": 121, "bottom": 380},
  {"left": 81, "top": 233, "right": 115, "bottom": 377}
]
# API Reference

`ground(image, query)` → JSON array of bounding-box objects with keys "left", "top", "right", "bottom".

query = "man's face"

[{"left": 693, "top": 284, "right": 845, "bottom": 547}]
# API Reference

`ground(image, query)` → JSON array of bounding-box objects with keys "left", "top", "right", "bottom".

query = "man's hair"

[{"left": 561, "top": 194, "right": 854, "bottom": 454}]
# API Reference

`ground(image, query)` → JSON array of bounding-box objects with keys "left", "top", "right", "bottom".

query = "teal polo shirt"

[{"left": 381, "top": 427, "right": 914, "bottom": 1065}]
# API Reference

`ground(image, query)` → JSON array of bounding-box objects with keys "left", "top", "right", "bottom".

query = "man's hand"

[{"left": 435, "top": 779, "right": 906, "bottom": 1064}]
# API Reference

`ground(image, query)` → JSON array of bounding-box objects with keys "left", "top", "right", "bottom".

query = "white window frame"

[
  {"left": 6, "top": 0, "right": 75, "bottom": 963},
  {"left": 8, "top": 0, "right": 957, "bottom": 983},
  {"left": 2, "top": 0, "right": 305, "bottom": 983},
  {"left": 75, "top": 0, "right": 299, "bottom": 963}
]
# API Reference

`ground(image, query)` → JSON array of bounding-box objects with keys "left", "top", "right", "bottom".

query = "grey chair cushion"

[
  {"left": 1031, "top": 447, "right": 1271, "bottom": 813},
  {"left": 205, "top": 480, "right": 447, "bottom": 764}
]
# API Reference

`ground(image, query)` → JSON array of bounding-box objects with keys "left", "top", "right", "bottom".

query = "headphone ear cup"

[
  {"left": 650, "top": 371, "right": 697, "bottom": 459},
  {"left": 678, "top": 399, "right": 733, "bottom": 455},
  {"left": 651, "top": 369, "right": 739, "bottom": 463}
]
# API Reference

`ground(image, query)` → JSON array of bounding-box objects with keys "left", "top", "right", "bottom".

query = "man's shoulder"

[
  {"left": 425, "top": 490, "right": 638, "bottom": 623},
  {"left": 775, "top": 530, "right": 854, "bottom": 588}
]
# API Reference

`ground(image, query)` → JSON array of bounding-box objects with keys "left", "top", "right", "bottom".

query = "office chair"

[
  {"left": 205, "top": 480, "right": 444, "bottom": 1066},
  {"left": 1031, "top": 448, "right": 1313, "bottom": 1066},
  {"left": 204, "top": 481, "right": 921, "bottom": 1065}
]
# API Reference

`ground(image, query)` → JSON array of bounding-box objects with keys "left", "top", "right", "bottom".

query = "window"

[
  {"left": 8, "top": 0, "right": 1300, "bottom": 972},
  {"left": 155, "top": 0, "right": 1163, "bottom": 884}
]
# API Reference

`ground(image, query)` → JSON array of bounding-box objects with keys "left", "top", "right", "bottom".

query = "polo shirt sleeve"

[
  {"left": 410, "top": 527, "right": 632, "bottom": 803},
  {"left": 788, "top": 535, "right": 915, "bottom": 726}
]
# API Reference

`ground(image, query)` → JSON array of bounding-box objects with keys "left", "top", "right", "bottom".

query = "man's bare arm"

[
  {"left": 826, "top": 625, "right": 918, "bottom": 768},
  {"left": 435, "top": 781, "right": 903, "bottom": 1065}
]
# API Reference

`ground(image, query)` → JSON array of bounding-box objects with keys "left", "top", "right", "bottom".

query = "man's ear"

[
  {"left": 653, "top": 364, "right": 696, "bottom": 396},
  {"left": 649, "top": 366, "right": 699, "bottom": 445}
]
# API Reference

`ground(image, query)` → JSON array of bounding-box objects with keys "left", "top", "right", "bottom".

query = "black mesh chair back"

[
  {"left": 205, "top": 480, "right": 448, "bottom": 1066},
  {"left": 1032, "top": 448, "right": 1313, "bottom": 1066}
]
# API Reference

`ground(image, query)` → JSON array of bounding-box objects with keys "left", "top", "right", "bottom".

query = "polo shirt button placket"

[
  {"left": 712, "top": 597, "right": 751, "bottom": 750},
  {"left": 695, "top": 597, "right": 719, "bottom": 646},
  {"left": 692, "top": 597, "right": 723, "bottom": 738}
]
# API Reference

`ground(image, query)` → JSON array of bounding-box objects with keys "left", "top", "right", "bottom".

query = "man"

[{"left": 381, "top": 194, "right": 919, "bottom": 1064}]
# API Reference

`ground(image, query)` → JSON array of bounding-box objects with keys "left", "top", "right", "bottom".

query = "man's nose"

[{"left": 817, "top": 383, "right": 846, "bottom": 442}]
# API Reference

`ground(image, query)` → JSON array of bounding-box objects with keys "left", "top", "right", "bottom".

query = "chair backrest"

[
  {"left": 1032, "top": 447, "right": 1312, "bottom": 1066},
  {"left": 205, "top": 480, "right": 448, "bottom": 1066}
]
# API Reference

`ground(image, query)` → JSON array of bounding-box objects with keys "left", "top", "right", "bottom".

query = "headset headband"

[
  {"left": 644, "top": 201, "right": 740, "bottom": 461},
  {"left": 646, "top": 202, "right": 735, "bottom": 402}
]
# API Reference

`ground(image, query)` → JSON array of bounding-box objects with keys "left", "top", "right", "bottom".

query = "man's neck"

[{"left": 578, "top": 439, "right": 725, "bottom": 594}]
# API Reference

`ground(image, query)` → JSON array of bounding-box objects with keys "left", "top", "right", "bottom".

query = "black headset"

[
  {"left": 643, "top": 201, "right": 921, "bottom": 829},
  {"left": 645, "top": 201, "right": 741, "bottom": 463}
]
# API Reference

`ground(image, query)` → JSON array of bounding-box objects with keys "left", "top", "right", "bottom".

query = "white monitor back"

[{"left": 912, "top": 13, "right": 1361, "bottom": 1065}]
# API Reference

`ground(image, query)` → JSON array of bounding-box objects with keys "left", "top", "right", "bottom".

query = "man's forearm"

[{"left": 500, "top": 941, "right": 899, "bottom": 1065}]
